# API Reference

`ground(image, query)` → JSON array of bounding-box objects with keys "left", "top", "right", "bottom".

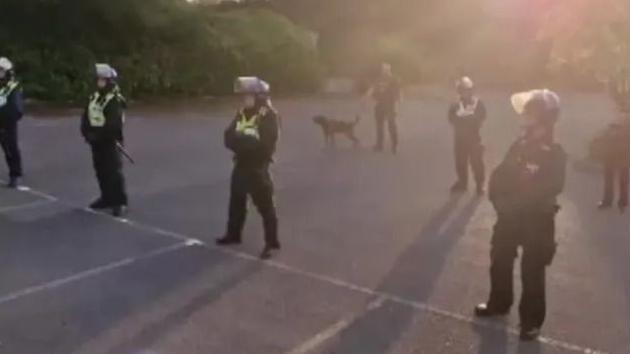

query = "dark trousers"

[
  {"left": 0, "top": 122, "right": 23, "bottom": 178},
  {"left": 487, "top": 215, "right": 556, "bottom": 329},
  {"left": 227, "top": 164, "right": 279, "bottom": 247},
  {"left": 454, "top": 139, "right": 484, "bottom": 187},
  {"left": 91, "top": 142, "right": 128, "bottom": 206},
  {"left": 602, "top": 163, "right": 629, "bottom": 206},
  {"left": 375, "top": 109, "right": 398, "bottom": 151}
]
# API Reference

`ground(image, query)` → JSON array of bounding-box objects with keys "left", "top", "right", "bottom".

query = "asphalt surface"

[{"left": 0, "top": 92, "right": 628, "bottom": 354}]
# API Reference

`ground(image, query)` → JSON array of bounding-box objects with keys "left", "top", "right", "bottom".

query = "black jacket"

[
  {"left": 372, "top": 76, "right": 401, "bottom": 113},
  {"left": 448, "top": 98, "right": 486, "bottom": 142},
  {"left": 589, "top": 120, "right": 630, "bottom": 166},
  {"left": 489, "top": 137, "right": 567, "bottom": 217},
  {"left": 224, "top": 105, "right": 279, "bottom": 168},
  {"left": 81, "top": 89, "right": 125, "bottom": 144},
  {"left": 0, "top": 80, "right": 24, "bottom": 129}
]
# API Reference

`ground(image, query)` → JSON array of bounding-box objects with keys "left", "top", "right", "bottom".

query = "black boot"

[
  {"left": 619, "top": 199, "right": 627, "bottom": 213},
  {"left": 6, "top": 177, "right": 19, "bottom": 189},
  {"left": 216, "top": 235, "right": 242, "bottom": 246},
  {"left": 112, "top": 205, "right": 128, "bottom": 218},
  {"left": 598, "top": 201, "right": 612, "bottom": 210},
  {"left": 520, "top": 326, "right": 541, "bottom": 341},
  {"left": 450, "top": 181, "right": 467, "bottom": 194},
  {"left": 89, "top": 198, "right": 110, "bottom": 210},
  {"left": 260, "top": 243, "right": 281, "bottom": 260},
  {"left": 474, "top": 303, "right": 509, "bottom": 318}
]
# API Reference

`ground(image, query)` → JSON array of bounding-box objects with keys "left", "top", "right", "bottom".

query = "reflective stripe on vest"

[
  {"left": 0, "top": 80, "right": 19, "bottom": 108},
  {"left": 235, "top": 110, "right": 261, "bottom": 140},
  {"left": 88, "top": 92, "right": 117, "bottom": 127}
]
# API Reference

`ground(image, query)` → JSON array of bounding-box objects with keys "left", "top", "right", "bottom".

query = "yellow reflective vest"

[{"left": 0, "top": 80, "right": 19, "bottom": 108}]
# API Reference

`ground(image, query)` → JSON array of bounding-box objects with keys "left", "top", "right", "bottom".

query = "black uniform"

[
  {"left": 609, "top": 74, "right": 630, "bottom": 114},
  {"left": 448, "top": 97, "right": 486, "bottom": 190},
  {"left": 590, "top": 120, "right": 630, "bottom": 208},
  {"left": 224, "top": 105, "right": 279, "bottom": 247},
  {"left": 486, "top": 135, "right": 567, "bottom": 330},
  {"left": 0, "top": 79, "right": 24, "bottom": 181},
  {"left": 372, "top": 76, "right": 401, "bottom": 152},
  {"left": 81, "top": 87, "right": 128, "bottom": 208}
]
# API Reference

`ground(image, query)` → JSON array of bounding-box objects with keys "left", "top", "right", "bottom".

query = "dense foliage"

[
  {"left": 1, "top": 0, "right": 629, "bottom": 101},
  {"left": 0, "top": 0, "right": 322, "bottom": 101},
  {"left": 271, "top": 0, "right": 630, "bottom": 88}
]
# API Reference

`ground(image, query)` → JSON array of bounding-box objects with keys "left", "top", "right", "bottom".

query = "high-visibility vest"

[
  {"left": 87, "top": 91, "right": 117, "bottom": 127},
  {"left": 235, "top": 109, "right": 263, "bottom": 140},
  {"left": 0, "top": 80, "right": 19, "bottom": 108},
  {"left": 456, "top": 97, "right": 479, "bottom": 118}
]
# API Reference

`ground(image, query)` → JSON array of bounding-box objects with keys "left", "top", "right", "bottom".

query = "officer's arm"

[
  {"left": 395, "top": 79, "right": 403, "bottom": 103},
  {"left": 224, "top": 115, "right": 240, "bottom": 152},
  {"left": 526, "top": 148, "right": 568, "bottom": 206},
  {"left": 448, "top": 104, "right": 457, "bottom": 124},
  {"left": 8, "top": 88, "right": 24, "bottom": 120},
  {"left": 103, "top": 98, "right": 124, "bottom": 142},
  {"left": 80, "top": 101, "right": 90, "bottom": 140},
  {"left": 259, "top": 111, "right": 279, "bottom": 157},
  {"left": 488, "top": 144, "right": 520, "bottom": 213},
  {"left": 477, "top": 100, "right": 487, "bottom": 123}
]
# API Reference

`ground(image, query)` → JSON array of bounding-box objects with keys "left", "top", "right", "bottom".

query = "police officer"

[
  {"left": 216, "top": 77, "right": 280, "bottom": 260},
  {"left": 590, "top": 112, "right": 630, "bottom": 211},
  {"left": 609, "top": 68, "right": 630, "bottom": 113},
  {"left": 81, "top": 63, "right": 128, "bottom": 217},
  {"left": 0, "top": 57, "right": 24, "bottom": 188},
  {"left": 475, "top": 89, "right": 567, "bottom": 341},
  {"left": 368, "top": 63, "right": 401, "bottom": 153},
  {"left": 448, "top": 77, "right": 486, "bottom": 194}
]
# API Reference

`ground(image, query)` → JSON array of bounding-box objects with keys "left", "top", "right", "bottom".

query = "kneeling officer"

[
  {"left": 475, "top": 89, "right": 567, "bottom": 341},
  {"left": 217, "top": 77, "right": 280, "bottom": 260}
]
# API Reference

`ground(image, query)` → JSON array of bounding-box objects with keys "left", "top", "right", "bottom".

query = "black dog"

[{"left": 313, "top": 115, "right": 361, "bottom": 147}]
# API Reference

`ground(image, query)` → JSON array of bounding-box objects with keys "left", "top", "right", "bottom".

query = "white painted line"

[
  {"left": 5, "top": 182, "right": 197, "bottom": 244},
  {"left": 284, "top": 296, "right": 387, "bottom": 354},
  {"left": 0, "top": 241, "right": 195, "bottom": 306},
  {"left": 16, "top": 186, "right": 58, "bottom": 201},
  {"left": 5, "top": 183, "right": 609, "bottom": 354},
  {"left": 0, "top": 199, "right": 55, "bottom": 214}
]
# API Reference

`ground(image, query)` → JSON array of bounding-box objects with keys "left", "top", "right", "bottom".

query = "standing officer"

[
  {"left": 609, "top": 68, "right": 630, "bottom": 113},
  {"left": 81, "top": 63, "right": 128, "bottom": 217},
  {"left": 216, "top": 77, "right": 280, "bottom": 260},
  {"left": 0, "top": 57, "right": 24, "bottom": 188},
  {"left": 368, "top": 63, "right": 401, "bottom": 153},
  {"left": 590, "top": 111, "right": 630, "bottom": 211},
  {"left": 475, "top": 89, "right": 567, "bottom": 341},
  {"left": 448, "top": 76, "right": 486, "bottom": 195}
]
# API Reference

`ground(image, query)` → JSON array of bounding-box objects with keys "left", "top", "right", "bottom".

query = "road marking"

[
  {"left": 4, "top": 183, "right": 609, "bottom": 354},
  {"left": 0, "top": 241, "right": 195, "bottom": 306},
  {"left": 284, "top": 296, "right": 386, "bottom": 354},
  {"left": 0, "top": 199, "right": 55, "bottom": 214}
]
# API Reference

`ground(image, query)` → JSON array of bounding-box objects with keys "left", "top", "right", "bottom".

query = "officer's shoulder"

[
  {"left": 259, "top": 106, "right": 278, "bottom": 118},
  {"left": 546, "top": 143, "right": 567, "bottom": 160}
]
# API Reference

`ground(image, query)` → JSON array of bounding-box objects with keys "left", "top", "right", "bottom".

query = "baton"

[{"left": 116, "top": 142, "right": 135, "bottom": 164}]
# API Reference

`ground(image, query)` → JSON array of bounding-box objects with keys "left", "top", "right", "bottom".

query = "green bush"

[{"left": 0, "top": 0, "right": 322, "bottom": 101}]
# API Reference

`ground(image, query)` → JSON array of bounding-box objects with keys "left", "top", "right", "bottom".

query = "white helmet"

[
  {"left": 511, "top": 89, "right": 560, "bottom": 117},
  {"left": 96, "top": 63, "right": 118, "bottom": 80},
  {"left": 0, "top": 57, "right": 14, "bottom": 72},
  {"left": 456, "top": 76, "right": 474, "bottom": 91},
  {"left": 234, "top": 77, "right": 270, "bottom": 95}
]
